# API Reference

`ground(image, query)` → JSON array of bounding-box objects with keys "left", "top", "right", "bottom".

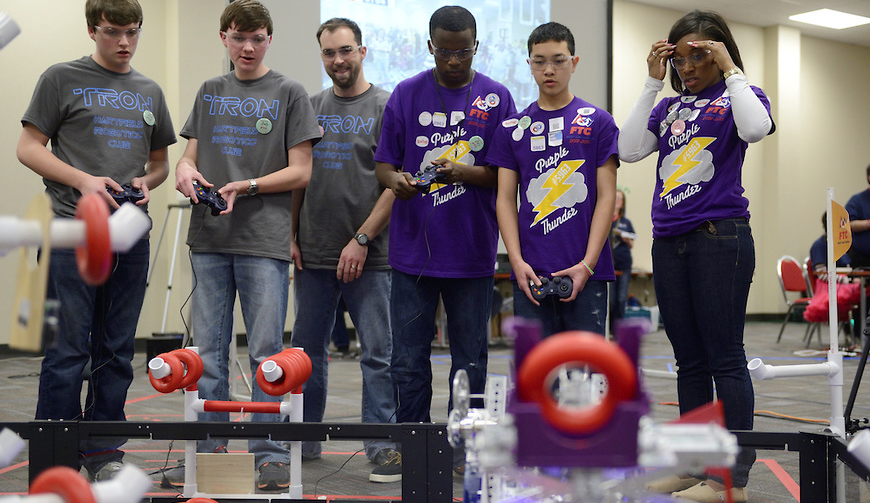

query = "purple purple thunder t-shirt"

[
  {"left": 647, "top": 79, "right": 771, "bottom": 238},
  {"left": 487, "top": 97, "right": 618, "bottom": 281},
  {"left": 375, "top": 70, "right": 516, "bottom": 277}
]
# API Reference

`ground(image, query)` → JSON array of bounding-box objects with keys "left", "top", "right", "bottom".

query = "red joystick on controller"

[{"left": 530, "top": 276, "right": 573, "bottom": 300}]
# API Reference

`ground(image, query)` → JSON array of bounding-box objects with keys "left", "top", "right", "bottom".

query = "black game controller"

[
  {"left": 530, "top": 276, "right": 573, "bottom": 300},
  {"left": 413, "top": 165, "right": 448, "bottom": 194},
  {"left": 191, "top": 180, "right": 228, "bottom": 215},
  {"left": 107, "top": 184, "right": 145, "bottom": 205}
]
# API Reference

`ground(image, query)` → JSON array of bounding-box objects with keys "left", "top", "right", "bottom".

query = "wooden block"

[
  {"left": 10, "top": 194, "right": 53, "bottom": 352},
  {"left": 196, "top": 453, "right": 255, "bottom": 494}
]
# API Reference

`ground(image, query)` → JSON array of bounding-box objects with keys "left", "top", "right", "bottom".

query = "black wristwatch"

[{"left": 354, "top": 233, "right": 369, "bottom": 246}]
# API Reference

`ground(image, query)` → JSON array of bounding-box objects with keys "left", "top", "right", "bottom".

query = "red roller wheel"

[
  {"left": 30, "top": 465, "right": 96, "bottom": 503},
  {"left": 257, "top": 349, "right": 312, "bottom": 396},
  {"left": 75, "top": 193, "right": 112, "bottom": 286},
  {"left": 517, "top": 331, "right": 637, "bottom": 436},
  {"left": 149, "top": 351, "right": 185, "bottom": 393},
  {"left": 174, "top": 348, "right": 204, "bottom": 389},
  {"left": 186, "top": 499, "right": 220, "bottom": 503}
]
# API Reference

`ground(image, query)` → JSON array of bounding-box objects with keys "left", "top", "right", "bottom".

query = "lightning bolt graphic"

[
  {"left": 428, "top": 141, "right": 471, "bottom": 193},
  {"left": 660, "top": 137, "right": 715, "bottom": 197},
  {"left": 532, "top": 160, "right": 585, "bottom": 226}
]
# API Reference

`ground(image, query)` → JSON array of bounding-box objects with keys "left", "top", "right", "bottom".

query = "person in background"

[
  {"left": 804, "top": 212, "right": 862, "bottom": 331},
  {"left": 290, "top": 17, "right": 399, "bottom": 483},
  {"left": 17, "top": 0, "right": 175, "bottom": 481},
  {"left": 618, "top": 9, "right": 774, "bottom": 503},
  {"left": 845, "top": 164, "right": 870, "bottom": 268},
  {"left": 609, "top": 189, "right": 635, "bottom": 333}
]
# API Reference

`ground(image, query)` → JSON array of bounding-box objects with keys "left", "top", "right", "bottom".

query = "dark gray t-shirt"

[
  {"left": 300, "top": 85, "right": 391, "bottom": 269},
  {"left": 21, "top": 56, "right": 177, "bottom": 217},
  {"left": 181, "top": 70, "right": 321, "bottom": 261}
]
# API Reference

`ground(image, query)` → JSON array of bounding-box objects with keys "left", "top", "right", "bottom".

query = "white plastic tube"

[
  {"left": 747, "top": 358, "right": 840, "bottom": 380},
  {"left": 260, "top": 359, "right": 284, "bottom": 383},
  {"left": 0, "top": 203, "right": 150, "bottom": 255},
  {"left": 148, "top": 357, "right": 171, "bottom": 379}
]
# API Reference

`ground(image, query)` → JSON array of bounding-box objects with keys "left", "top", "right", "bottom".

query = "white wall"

[{"left": 0, "top": 0, "right": 869, "bottom": 346}]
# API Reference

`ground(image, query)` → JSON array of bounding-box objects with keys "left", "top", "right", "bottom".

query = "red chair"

[{"left": 776, "top": 256, "right": 813, "bottom": 343}]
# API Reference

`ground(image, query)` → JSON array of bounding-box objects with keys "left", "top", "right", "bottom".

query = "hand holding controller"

[
  {"left": 530, "top": 276, "right": 573, "bottom": 300},
  {"left": 413, "top": 165, "right": 448, "bottom": 194},
  {"left": 106, "top": 184, "right": 145, "bottom": 205},
  {"left": 190, "top": 180, "right": 228, "bottom": 215}
]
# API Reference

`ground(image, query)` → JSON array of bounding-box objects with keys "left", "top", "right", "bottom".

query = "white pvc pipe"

[
  {"left": 0, "top": 203, "right": 150, "bottom": 255},
  {"left": 747, "top": 358, "right": 840, "bottom": 380},
  {"left": 261, "top": 359, "right": 284, "bottom": 383},
  {"left": 0, "top": 428, "right": 26, "bottom": 467},
  {"left": 108, "top": 203, "right": 151, "bottom": 252},
  {"left": 288, "top": 392, "right": 303, "bottom": 499},
  {"left": 0, "top": 217, "right": 42, "bottom": 256},
  {"left": 184, "top": 346, "right": 199, "bottom": 498},
  {"left": 90, "top": 465, "right": 151, "bottom": 503},
  {"left": 148, "top": 357, "right": 171, "bottom": 379}
]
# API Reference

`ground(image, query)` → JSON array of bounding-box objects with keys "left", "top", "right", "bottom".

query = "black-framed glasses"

[
  {"left": 320, "top": 45, "right": 361, "bottom": 60},
  {"left": 670, "top": 50, "right": 711, "bottom": 70},
  {"left": 93, "top": 26, "right": 141, "bottom": 41},
  {"left": 431, "top": 44, "right": 475, "bottom": 62}
]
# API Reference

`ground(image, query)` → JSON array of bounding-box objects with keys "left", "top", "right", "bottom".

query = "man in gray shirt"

[{"left": 290, "top": 17, "right": 398, "bottom": 483}]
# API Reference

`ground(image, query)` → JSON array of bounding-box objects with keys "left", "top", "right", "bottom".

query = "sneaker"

[
  {"left": 92, "top": 461, "right": 124, "bottom": 482},
  {"left": 258, "top": 462, "right": 290, "bottom": 491},
  {"left": 369, "top": 448, "right": 402, "bottom": 483},
  {"left": 160, "top": 465, "right": 185, "bottom": 489}
]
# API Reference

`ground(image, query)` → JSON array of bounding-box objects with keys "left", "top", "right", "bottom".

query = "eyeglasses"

[
  {"left": 222, "top": 32, "right": 270, "bottom": 48},
  {"left": 93, "top": 26, "right": 141, "bottom": 41},
  {"left": 529, "top": 57, "right": 572, "bottom": 71},
  {"left": 670, "top": 50, "right": 711, "bottom": 70},
  {"left": 431, "top": 45, "right": 475, "bottom": 62},
  {"left": 320, "top": 45, "right": 361, "bottom": 60}
]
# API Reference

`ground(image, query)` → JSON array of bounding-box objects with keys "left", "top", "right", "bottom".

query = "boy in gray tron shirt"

[
  {"left": 172, "top": 0, "right": 321, "bottom": 492},
  {"left": 17, "top": 0, "right": 175, "bottom": 482}
]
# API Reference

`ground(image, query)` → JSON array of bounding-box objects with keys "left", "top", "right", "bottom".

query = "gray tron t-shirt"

[
  {"left": 21, "top": 56, "right": 177, "bottom": 218},
  {"left": 181, "top": 70, "right": 321, "bottom": 262},
  {"left": 300, "top": 85, "right": 391, "bottom": 269}
]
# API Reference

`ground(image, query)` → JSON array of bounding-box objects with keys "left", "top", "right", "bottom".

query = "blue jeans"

[
  {"left": 37, "top": 239, "right": 149, "bottom": 473},
  {"left": 513, "top": 280, "right": 607, "bottom": 337},
  {"left": 609, "top": 269, "right": 631, "bottom": 331},
  {"left": 291, "top": 268, "right": 395, "bottom": 459},
  {"left": 652, "top": 218, "right": 756, "bottom": 487},
  {"left": 390, "top": 271, "right": 492, "bottom": 423},
  {"left": 190, "top": 253, "right": 290, "bottom": 467}
]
